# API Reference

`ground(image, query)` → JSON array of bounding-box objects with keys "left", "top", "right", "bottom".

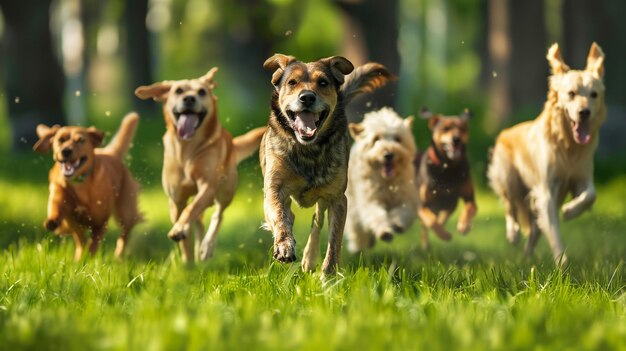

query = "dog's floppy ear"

[
  {"left": 404, "top": 116, "right": 414, "bottom": 129},
  {"left": 323, "top": 56, "right": 354, "bottom": 85},
  {"left": 33, "top": 124, "right": 60, "bottom": 153},
  {"left": 585, "top": 42, "right": 605, "bottom": 79},
  {"left": 263, "top": 54, "right": 296, "bottom": 88},
  {"left": 86, "top": 127, "right": 105, "bottom": 147},
  {"left": 460, "top": 108, "right": 472, "bottom": 121},
  {"left": 135, "top": 81, "right": 173, "bottom": 102},
  {"left": 200, "top": 67, "right": 219, "bottom": 90},
  {"left": 546, "top": 43, "right": 570, "bottom": 75},
  {"left": 420, "top": 106, "right": 433, "bottom": 119},
  {"left": 348, "top": 122, "right": 365, "bottom": 140}
]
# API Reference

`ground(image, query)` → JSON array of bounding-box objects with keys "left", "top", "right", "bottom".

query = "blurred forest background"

[{"left": 0, "top": 0, "right": 625, "bottom": 181}]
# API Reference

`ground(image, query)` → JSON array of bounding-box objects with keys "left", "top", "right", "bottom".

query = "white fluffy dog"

[{"left": 346, "top": 107, "right": 418, "bottom": 252}]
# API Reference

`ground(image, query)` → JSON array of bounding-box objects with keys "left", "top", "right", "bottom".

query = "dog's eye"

[
  {"left": 394, "top": 136, "right": 401, "bottom": 143},
  {"left": 198, "top": 89, "right": 206, "bottom": 97},
  {"left": 318, "top": 79, "right": 329, "bottom": 87},
  {"left": 175, "top": 88, "right": 184, "bottom": 95},
  {"left": 373, "top": 136, "right": 380, "bottom": 143},
  {"left": 590, "top": 91, "right": 598, "bottom": 99},
  {"left": 77, "top": 137, "right": 85, "bottom": 144},
  {"left": 288, "top": 79, "right": 297, "bottom": 86},
  {"left": 568, "top": 91, "right": 576, "bottom": 99},
  {"left": 58, "top": 136, "right": 67, "bottom": 143}
]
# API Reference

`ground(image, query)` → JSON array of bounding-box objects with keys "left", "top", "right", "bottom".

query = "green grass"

[{"left": 1, "top": 143, "right": 625, "bottom": 350}]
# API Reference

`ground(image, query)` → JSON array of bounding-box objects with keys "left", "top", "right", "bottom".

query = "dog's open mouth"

[
  {"left": 59, "top": 156, "right": 87, "bottom": 178},
  {"left": 173, "top": 110, "right": 207, "bottom": 140},
  {"left": 443, "top": 143, "right": 464, "bottom": 160},
  {"left": 382, "top": 160, "right": 395, "bottom": 178},
  {"left": 570, "top": 118, "right": 591, "bottom": 144},
  {"left": 287, "top": 109, "right": 328, "bottom": 142}
]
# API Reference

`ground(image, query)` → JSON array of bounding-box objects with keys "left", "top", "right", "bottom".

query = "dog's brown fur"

[
  {"left": 416, "top": 108, "right": 477, "bottom": 250},
  {"left": 261, "top": 54, "right": 392, "bottom": 276},
  {"left": 34, "top": 112, "right": 141, "bottom": 260},
  {"left": 488, "top": 43, "right": 606, "bottom": 264},
  {"left": 135, "top": 68, "right": 266, "bottom": 262}
]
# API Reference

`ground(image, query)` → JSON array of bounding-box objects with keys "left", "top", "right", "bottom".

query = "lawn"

[{"left": 0, "top": 131, "right": 625, "bottom": 350}]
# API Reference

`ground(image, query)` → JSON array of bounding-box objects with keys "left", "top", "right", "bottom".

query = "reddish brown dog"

[
  {"left": 34, "top": 112, "right": 141, "bottom": 260},
  {"left": 135, "top": 68, "right": 266, "bottom": 262},
  {"left": 416, "top": 108, "right": 477, "bottom": 250}
]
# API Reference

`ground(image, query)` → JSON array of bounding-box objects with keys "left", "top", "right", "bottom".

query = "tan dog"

[
  {"left": 488, "top": 43, "right": 606, "bottom": 264},
  {"left": 135, "top": 68, "right": 266, "bottom": 262},
  {"left": 33, "top": 112, "right": 141, "bottom": 260},
  {"left": 416, "top": 108, "right": 477, "bottom": 250},
  {"left": 345, "top": 107, "right": 418, "bottom": 252},
  {"left": 261, "top": 54, "right": 392, "bottom": 277}
]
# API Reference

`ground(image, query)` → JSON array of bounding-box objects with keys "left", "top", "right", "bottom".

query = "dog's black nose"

[
  {"left": 61, "top": 148, "right": 72, "bottom": 158},
  {"left": 183, "top": 95, "right": 196, "bottom": 106},
  {"left": 298, "top": 91, "right": 316, "bottom": 107},
  {"left": 384, "top": 152, "right": 394, "bottom": 162},
  {"left": 579, "top": 108, "right": 591, "bottom": 120}
]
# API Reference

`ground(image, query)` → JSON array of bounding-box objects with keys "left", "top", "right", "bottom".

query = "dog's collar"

[
  {"left": 70, "top": 167, "right": 93, "bottom": 184},
  {"left": 428, "top": 145, "right": 443, "bottom": 166}
]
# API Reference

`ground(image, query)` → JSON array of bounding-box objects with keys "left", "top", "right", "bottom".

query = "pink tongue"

[
  {"left": 177, "top": 114, "right": 199, "bottom": 140},
  {"left": 383, "top": 161, "right": 395, "bottom": 178},
  {"left": 294, "top": 111, "right": 317, "bottom": 137},
  {"left": 573, "top": 120, "right": 590, "bottom": 144}
]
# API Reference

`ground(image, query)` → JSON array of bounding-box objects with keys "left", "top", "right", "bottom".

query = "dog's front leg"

[
  {"left": 321, "top": 194, "right": 347, "bottom": 277},
  {"left": 170, "top": 182, "right": 215, "bottom": 242},
  {"left": 302, "top": 202, "right": 326, "bottom": 272},
  {"left": 457, "top": 201, "right": 477, "bottom": 235},
  {"left": 265, "top": 184, "right": 296, "bottom": 263},
  {"left": 562, "top": 181, "right": 596, "bottom": 221},
  {"left": 361, "top": 205, "right": 395, "bottom": 242},
  {"left": 532, "top": 186, "right": 567, "bottom": 265},
  {"left": 44, "top": 183, "right": 64, "bottom": 231},
  {"left": 418, "top": 206, "right": 452, "bottom": 241},
  {"left": 199, "top": 202, "right": 225, "bottom": 261}
]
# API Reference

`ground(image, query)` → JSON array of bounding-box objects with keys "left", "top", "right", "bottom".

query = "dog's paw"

[
  {"left": 561, "top": 202, "right": 584, "bottom": 221},
  {"left": 44, "top": 218, "right": 60, "bottom": 231},
  {"left": 168, "top": 223, "right": 189, "bottom": 242},
  {"left": 379, "top": 232, "right": 394, "bottom": 242},
  {"left": 433, "top": 228, "right": 452, "bottom": 241},
  {"left": 457, "top": 221, "right": 471, "bottom": 235},
  {"left": 392, "top": 224, "right": 405, "bottom": 234},
  {"left": 273, "top": 237, "right": 297, "bottom": 263}
]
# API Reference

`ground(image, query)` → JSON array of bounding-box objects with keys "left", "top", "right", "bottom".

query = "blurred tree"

[
  {"left": 335, "top": 0, "right": 400, "bottom": 121},
  {"left": 124, "top": 0, "right": 154, "bottom": 116},
  {"left": 486, "top": 0, "right": 546, "bottom": 132},
  {"left": 0, "top": 0, "right": 66, "bottom": 151}
]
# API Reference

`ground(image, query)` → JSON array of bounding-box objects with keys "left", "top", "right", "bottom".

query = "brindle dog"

[
  {"left": 261, "top": 54, "right": 392, "bottom": 277},
  {"left": 416, "top": 107, "right": 477, "bottom": 250}
]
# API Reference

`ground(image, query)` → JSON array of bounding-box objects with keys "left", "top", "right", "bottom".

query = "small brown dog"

[
  {"left": 345, "top": 107, "right": 418, "bottom": 252},
  {"left": 135, "top": 68, "right": 266, "bottom": 262},
  {"left": 488, "top": 43, "right": 606, "bottom": 264},
  {"left": 34, "top": 112, "right": 141, "bottom": 260},
  {"left": 416, "top": 107, "right": 477, "bottom": 250},
  {"left": 261, "top": 54, "right": 392, "bottom": 276}
]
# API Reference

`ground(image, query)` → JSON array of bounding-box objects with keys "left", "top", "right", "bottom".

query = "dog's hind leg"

[
  {"left": 504, "top": 198, "right": 521, "bottom": 245},
  {"left": 302, "top": 203, "right": 326, "bottom": 272},
  {"left": 192, "top": 220, "right": 205, "bottom": 261},
  {"left": 419, "top": 223, "right": 430, "bottom": 251},
  {"left": 321, "top": 195, "right": 347, "bottom": 278},
  {"left": 524, "top": 219, "right": 541, "bottom": 257},
  {"left": 114, "top": 176, "right": 141, "bottom": 258},
  {"left": 70, "top": 228, "right": 86, "bottom": 261},
  {"left": 562, "top": 181, "right": 596, "bottom": 221},
  {"left": 88, "top": 225, "right": 106, "bottom": 256},
  {"left": 418, "top": 207, "right": 452, "bottom": 241},
  {"left": 199, "top": 203, "right": 225, "bottom": 261}
]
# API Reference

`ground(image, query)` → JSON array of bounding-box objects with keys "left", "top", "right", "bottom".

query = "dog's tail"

[
  {"left": 233, "top": 126, "right": 267, "bottom": 164},
  {"left": 105, "top": 112, "right": 139, "bottom": 158},
  {"left": 341, "top": 62, "right": 395, "bottom": 105}
]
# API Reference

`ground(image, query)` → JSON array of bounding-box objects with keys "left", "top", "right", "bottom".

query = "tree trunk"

[
  {"left": 0, "top": 0, "right": 65, "bottom": 151},
  {"left": 335, "top": 0, "right": 400, "bottom": 121},
  {"left": 486, "top": 0, "right": 511, "bottom": 133},
  {"left": 124, "top": 0, "right": 154, "bottom": 116}
]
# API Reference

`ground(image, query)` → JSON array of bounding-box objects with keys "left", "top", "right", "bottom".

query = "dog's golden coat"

[
  {"left": 34, "top": 113, "right": 141, "bottom": 260},
  {"left": 488, "top": 43, "right": 606, "bottom": 264},
  {"left": 261, "top": 54, "right": 392, "bottom": 276},
  {"left": 135, "top": 68, "right": 266, "bottom": 262}
]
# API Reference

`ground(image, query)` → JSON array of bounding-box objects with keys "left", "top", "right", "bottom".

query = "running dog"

[
  {"left": 261, "top": 54, "right": 392, "bottom": 276},
  {"left": 34, "top": 112, "right": 141, "bottom": 260},
  {"left": 135, "top": 68, "right": 266, "bottom": 262},
  {"left": 488, "top": 43, "right": 606, "bottom": 265},
  {"left": 416, "top": 107, "right": 477, "bottom": 250},
  {"left": 345, "top": 107, "right": 418, "bottom": 252}
]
